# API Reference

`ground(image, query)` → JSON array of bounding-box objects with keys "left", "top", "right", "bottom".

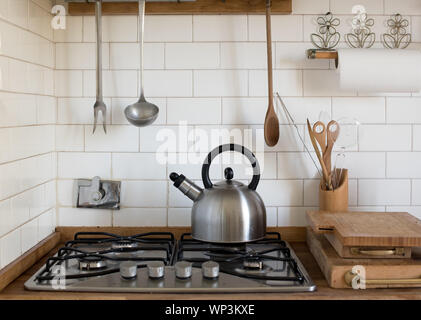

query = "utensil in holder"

[{"left": 319, "top": 169, "right": 348, "bottom": 212}]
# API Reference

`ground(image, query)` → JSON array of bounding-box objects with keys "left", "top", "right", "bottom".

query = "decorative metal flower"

[
  {"left": 382, "top": 14, "right": 411, "bottom": 49},
  {"left": 311, "top": 12, "right": 341, "bottom": 49},
  {"left": 346, "top": 12, "right": 375, "bottom": 48}
]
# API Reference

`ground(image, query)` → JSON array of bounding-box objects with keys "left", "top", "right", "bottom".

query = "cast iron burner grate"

[
  {"left": 176, "top": 232, "right": 305, "bottom": 283},
  {"left": 34, "top": 232, "right": 176, "bottom": 282}
]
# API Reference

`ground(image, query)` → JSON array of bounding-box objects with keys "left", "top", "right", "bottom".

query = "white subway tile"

[
  {"left": 121, "top": 181, "right": 167, "bottom": 207},
  {"left": 56, "top": 43, "right": 109, "bottom": 70},
  {"left": 275, "top": 43, "right": 329, "bottom": 69},
  {"left": 0, "top": 199, "right": 12, "bottom": 237},
  {"left": 249, "top": 70, "right": 302, "bottom": 97},
  {"left": 83, "top": 16, "right": 137, "bottom": 42},
  {"left": 226, "top": 152, "right": 277, "bottom": 180},
  {"left": 292, "top": 0, "right": 329, "bottom": 14},
  {"left": 277, "top": 207, "right": 312, "bottom": 227},
  {"left": 58, "top": 208, "right": 112, "bottom": 226},
  {"left": 0, "top": 228, "right": 21, "bottom": 268},
  {"left": 7, "top": 0, "right": 28, "bottom": 29},
  {"left": 342, "top": 152, "right": 386, "bottom": 178},
  {"left": 387, "top": 152, "right": 421, "bottom": 178},
  {"left": 193, "top": 16, "right": 247, "bottom": 41},
  {"left": 28, "top": 1, "right": 52, "bottom": 40},
  {"left": 109, "top": 43, "right": 164, "bottom": 70},
  {"left": 21, "top": 218, "right": 38, "bottom": 253},
  {"left": 57, "top": 180, "right": 75, "bottom": 207},
  {"left": 266, "top": 207, "right": 277, "bottom": 227},
  {"left": 222, "top": 98, "right": 266, "bottom": 125},
  {"left": 0, "top": 93, "right": 38, "bottom": 128},
  {"left": 359, "top": 180, "right": 411, "bottom": 206},
  {"left": 278, "top": 97, "right": 331, "bottom": 125},
  {"left": 58, "top": 97, "right": 111, "bottom": 124},
  {"left": 250, "top": 125, "right": 304, "bottom": 152},
  {"left": 167, "top": 98, "right": 221, "bottom": 125},
  {"left": 359, "top": 125, "right": 411, "bottom": 151},
  {"left": 54, "top": 16, "right": 83, "bottom": 42},
  {"left": 414, "top": 125, "right": 421, "bottom": 151},
  {"left": 111, "top": 97, "right": 166, "bottom": 125},
  {"left": 58, "top": 152, "right": 111, "bottom": 179},
  {"left": 56, "top": 125, "right": 84, "bottom": 151},
  {"left": 83, "top": 70, "right": 138, "bottom": 97},
  {"left": 333, "top": 97, "right": 386, "bottom": 124},
  {"left": 194, "top": 70, "right": 248, "bottom": 97},
  {"left": 112, "top": 153, "right": 166, "bottom": 180},
  {"left": 277, "top": 152, "right": 319, "bottom": 179},
  {"left": 192, "top": 125, "right": 249, "bottom": 153},
  {"left": 258, "top": 180, "right": 303, "bottom": 206},
  {"left": 331, "top": 0, "right": 384, "bottom": 14},
  {"left": 144, "top": 15, "right": 192, "bottom": 42},
  {"left": 220, "top": 43, "right": 267, "bottom": 69},
  {"left": 55, "top": 70, "right": 83, "bottom": 97},
  {"left": 85, "top": 125, "right": 139, "bottom": 152},
  {"left": 412, "top": 180, "right": 421, "bottom": 205},
  {"left": 114, "top": 208, "right": 166, "bottom": 227},
  {"left": 248, "top": 15, "right": 303, "bottom": 41},
  {"left": 169, "top": 181, "right": 196, "bottom": 207},
  {"left": 168, "top": 208, "right": 190, "bottom": 227},
  {"left": 139, "top": 125, "right": 193, "bottom": 153},
  {"left": 385, "top": 0, "right": 421, "bottom": 14},
  {"left": 304, "top": 70, "right": 357, "bottom": 97},
  {"left": 166, "top": 43, "right": 219, "bottom": 69},
  {"left": 38, "top": 208, "right": 55, "bottom": 242},
  {"left": 168, "top": 153, "right": 221, "bottom": 181},
  {"left": 143, "top": 70, "right": 192, "bottom": 97},
  {"left": 387, "top": 98, "right": 421, "bottom": 124},
  {"left": 36, "top": 95, "right": 56, "bottom": 125}
]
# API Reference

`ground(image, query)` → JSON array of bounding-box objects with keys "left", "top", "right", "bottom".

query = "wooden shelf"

[{"left": 68, "top": 0, "right": 292, "bottom": 15}]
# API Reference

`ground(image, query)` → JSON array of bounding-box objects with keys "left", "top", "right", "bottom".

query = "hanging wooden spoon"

[{"left": 264, "top": 0, "right": 279, "bottom": 147}]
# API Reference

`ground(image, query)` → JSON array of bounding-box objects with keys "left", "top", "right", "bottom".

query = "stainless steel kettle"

[{"left": 169, "top": 144, "right": 266, "bottom": 243}]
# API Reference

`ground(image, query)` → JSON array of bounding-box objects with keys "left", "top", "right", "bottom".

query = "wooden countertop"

[{"left": 1, "top": 242, "right": 421, "bottom": 300}]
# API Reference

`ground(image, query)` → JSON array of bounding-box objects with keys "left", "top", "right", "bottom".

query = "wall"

[
  {"left": 53, "top": 0, "right": 421, "bottom": 229},
  {"left": 0, "top": 0, "right": 56, "bottom": 269}
]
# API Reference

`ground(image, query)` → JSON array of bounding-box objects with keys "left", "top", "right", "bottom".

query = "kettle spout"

[{"left": 169, "top": 172, "right": 203, "bottom": 202}]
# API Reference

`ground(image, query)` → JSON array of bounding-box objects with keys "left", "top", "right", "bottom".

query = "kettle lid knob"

[{"left": 224, "top": 167, "right": 234, "bottom": 180}]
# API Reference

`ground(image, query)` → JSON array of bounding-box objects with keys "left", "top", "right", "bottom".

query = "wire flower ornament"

[
  {"left": 382, "top": 14, "right": 411, "bottom": 49},
  {"left": 311, "top": 12, "right": 341, "bottom": 50},
  {"left": 346, "top": 11, "right": 375, "bottom": 48}
]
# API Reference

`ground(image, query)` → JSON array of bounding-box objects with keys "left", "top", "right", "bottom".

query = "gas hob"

[{"left": 25, "top": 232, "right": 316, "bottom": 293}]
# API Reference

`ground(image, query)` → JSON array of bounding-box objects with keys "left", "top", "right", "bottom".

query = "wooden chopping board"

[
  {"left": 306, "top": 211, "right": 421, "bottom": 247},
  {"left": 306, "top": 227, "right": 421, "bottom": 289}
]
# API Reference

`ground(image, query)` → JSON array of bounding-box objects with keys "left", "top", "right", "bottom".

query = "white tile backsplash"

[{"left": 3, "top": 0, "right": 421, "bottom": 271}]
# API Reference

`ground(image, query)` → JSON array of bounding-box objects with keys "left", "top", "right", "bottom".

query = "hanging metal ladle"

[{"left": 124, "top": 0, "right": 159, "bottom": 127}]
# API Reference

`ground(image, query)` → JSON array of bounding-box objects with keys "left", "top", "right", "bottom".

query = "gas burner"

[
  {"left": 79, "top": 256, "right": 107, "bottom": 270},
  {"left": 111, "top": 240, "right": 139, "bottom": 249},
  {"left": 243, "top": 258, "right": 263, "bottom": 269},
  {"left": 234, "top": 265, "right": 273, "bottom": 275}
]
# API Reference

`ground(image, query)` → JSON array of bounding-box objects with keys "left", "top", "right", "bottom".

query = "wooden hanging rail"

[{"left": 67, "top": 0, "right": 292, "bottom": 15}]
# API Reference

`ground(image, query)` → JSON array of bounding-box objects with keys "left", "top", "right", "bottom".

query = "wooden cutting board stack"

[{"left": 306, "top": 211, "right": 421, "bottom": 289}]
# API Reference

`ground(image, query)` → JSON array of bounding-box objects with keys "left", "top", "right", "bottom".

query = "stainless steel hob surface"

[{"left": 24, "top": 232, "right": 316, "bottom": 293}]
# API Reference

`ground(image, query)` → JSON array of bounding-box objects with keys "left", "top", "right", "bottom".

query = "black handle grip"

[{"left": 201, "top": 144, "right": 261, "bottom": 190}]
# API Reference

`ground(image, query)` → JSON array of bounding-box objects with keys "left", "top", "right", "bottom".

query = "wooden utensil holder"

[{"left": 319, "top": 169, "right": 348, "bottom": 212}]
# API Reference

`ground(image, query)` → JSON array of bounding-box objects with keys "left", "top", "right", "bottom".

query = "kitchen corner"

[{"left": 1, "top": 0, "right": 421, "bottom": 306}]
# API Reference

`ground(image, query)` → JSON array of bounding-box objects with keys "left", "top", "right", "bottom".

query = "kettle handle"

[{"left": 201, "top": 144, "right": 261, "bottom": 190}]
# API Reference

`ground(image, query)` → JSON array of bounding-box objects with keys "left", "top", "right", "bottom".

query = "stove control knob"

[
  {"left": 120, "top": 261, "right": 137, "bottom": 280},
  {"left": 202, "top": 261, "right": 219, "bottom": 279},
  {"left": 175, "top": 261, "right": 193, "bottom": 279},
  {"left": 148, "top": 261, "right": 165, "bottom": 279}
]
